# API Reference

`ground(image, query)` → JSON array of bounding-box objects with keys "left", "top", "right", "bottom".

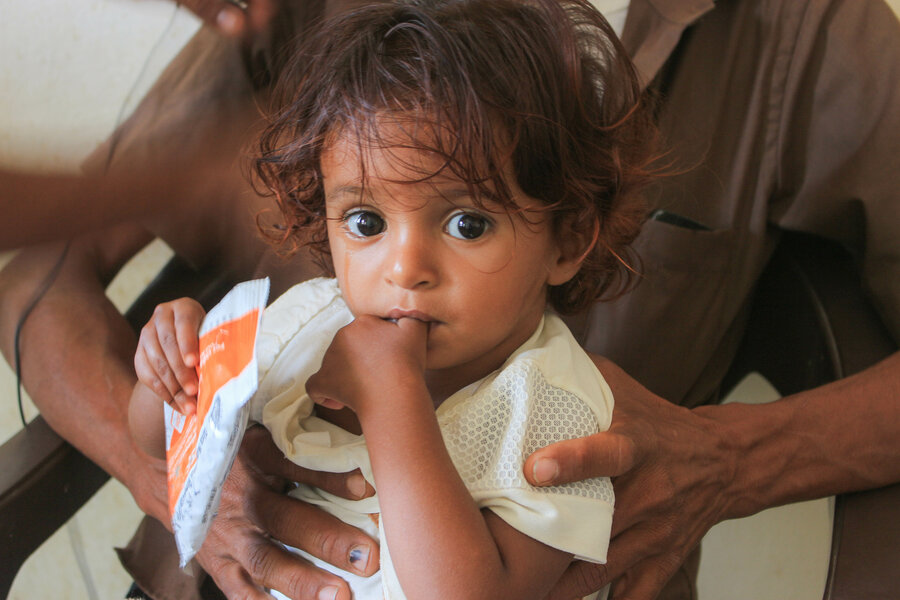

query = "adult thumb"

[{"left": 524, "top": 431, "right": 636, "bottom": 486}]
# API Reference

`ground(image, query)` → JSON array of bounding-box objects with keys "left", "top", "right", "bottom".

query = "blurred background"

[{"left": 1, "top": 1, "right": 898, "bottom": 598}]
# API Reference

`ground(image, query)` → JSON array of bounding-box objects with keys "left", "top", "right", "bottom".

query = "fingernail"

[
  {"left": 216, "top": 9, "right": 241, "bottom": 35},
  {"left": 349, "top": 544, "right": 371, "bottom": 572},
  {"left": 347, "top": 473, "right": 367, "bottom": 499},
  {"left": 317, "top": 585, "right": 339, "bottom": 600},
  {"left": 532, "top": 458, "right": 559, "bottom": 485}
]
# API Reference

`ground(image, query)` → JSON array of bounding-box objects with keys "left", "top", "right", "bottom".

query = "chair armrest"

[
  {"left": 0, "top": 254, "right": 232, "bottom": 599},
  {"left": 0, "top": 416, "right": 108, "bottom": 598},
  {"left": 724, "top": 232, "right": 899, "bottom": 600},
  {"left": 789, "top": 235, "right": 900, "bottom": 600}
]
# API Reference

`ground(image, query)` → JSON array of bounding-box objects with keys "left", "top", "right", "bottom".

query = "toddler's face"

[{"left": 321, "top": 129, "right": 576, "bottom": 389}]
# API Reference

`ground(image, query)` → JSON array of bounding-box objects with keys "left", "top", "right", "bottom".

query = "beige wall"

[
  {"left": 0, "top": 0, "right": 200, "bottom": 172},
  {"left": 1, "top": 0, "right": 898, "bottom": 172}
]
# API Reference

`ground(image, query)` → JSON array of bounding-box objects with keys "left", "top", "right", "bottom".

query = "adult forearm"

[
  {"left": 0, "top": 238, "right": 169, "bottom": 524},
  {"left": 709, "top": 352, "right": 900, "bottom": 520}
]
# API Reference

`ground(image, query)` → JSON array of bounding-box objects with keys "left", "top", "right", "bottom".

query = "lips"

[{"left": 385, "top": 308, "right": 440, "bottom": 323}]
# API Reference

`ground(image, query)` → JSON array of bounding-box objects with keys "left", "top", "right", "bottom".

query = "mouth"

[{"left": 385, "top": 308, "right": 441, "bottom": 325}]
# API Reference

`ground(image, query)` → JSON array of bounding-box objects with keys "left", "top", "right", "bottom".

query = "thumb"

[{"left": 524, "top": 431, "right": 637, "bottom": 486}]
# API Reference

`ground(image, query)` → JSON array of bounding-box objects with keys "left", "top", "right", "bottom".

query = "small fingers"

[
  {"left": 153, "top": 304, "right": 200, "bottom": 394},
  {"left": 135, "top": 329, "right": 179, "bottom": 407},
  {"left": 174, "top": 306, "right": 202, "bottom": 372},
  {"left": 524, "top": 432, "right": 637, "bottom": 487}
]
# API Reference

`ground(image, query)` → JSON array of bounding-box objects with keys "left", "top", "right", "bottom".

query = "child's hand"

[
  {"left": 134, "top": 298, "right": 206, "bottom": 415},
  {"left": 306, "top": 316, "right": 428, "bottom": 415}
]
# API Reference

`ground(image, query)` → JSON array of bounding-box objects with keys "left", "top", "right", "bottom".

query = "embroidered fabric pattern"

[{"left": 441, "top": 361, "right": 614, "bottom": 503}]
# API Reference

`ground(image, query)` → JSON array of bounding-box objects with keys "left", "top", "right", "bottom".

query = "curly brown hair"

[{"left": 255, "top": 0, "right": 660, "bottom": 314}]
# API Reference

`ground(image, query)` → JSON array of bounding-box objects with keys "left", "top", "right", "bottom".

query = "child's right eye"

[{"left": 344, "top": 210, "right": 386, "bottom": 237}]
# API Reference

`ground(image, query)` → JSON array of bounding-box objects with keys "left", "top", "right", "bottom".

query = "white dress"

[{"left": 250, "top": 278, "right": 615, "bottom": 600}]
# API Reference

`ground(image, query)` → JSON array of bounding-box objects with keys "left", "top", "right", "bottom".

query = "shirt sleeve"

[
  {"left": 250, "top": 278, "right": 352, "bottom": 421},
  {"left": 438, "top": 315, "right": 615, "bottom": 563},
  {"left": 774, "top": 0, "right": 900, "bottom": 341}
]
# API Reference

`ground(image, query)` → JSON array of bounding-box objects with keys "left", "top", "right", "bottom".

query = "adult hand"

[
  {"left": 176, "top": 0, "right": 277, "bottom": 38},
  {"left": 196, "top": 425, "right": 379, "bottom": 600},
  {"left": 524, "top": 357, "right": 739, "bottom": 600}
]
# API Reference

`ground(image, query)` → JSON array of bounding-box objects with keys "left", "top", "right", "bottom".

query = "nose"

[{"left": 386, "top": 227, "right": 438, "bottom": 290}]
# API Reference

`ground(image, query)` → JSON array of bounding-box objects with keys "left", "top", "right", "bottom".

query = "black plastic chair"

[
  {"left": 721, "top": 231, "right": 900, "bottom": 600},
  {"left": 1, "top": 232, "right": 898, "bottom": 599}
]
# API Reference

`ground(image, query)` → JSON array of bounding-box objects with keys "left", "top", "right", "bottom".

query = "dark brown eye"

[
  {"left": 345, "top": 211, "right": 385, "bottom": 237},
  {"left": 446, "top": 212, "right": 489, "bottom": 240}
]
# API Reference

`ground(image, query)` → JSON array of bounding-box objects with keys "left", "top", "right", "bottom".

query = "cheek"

[
  {"left": 448, "top": 234, "right": 517, "bottom": 275},
  {"left": 331, "top": 244, "right": 380, "bottom": 315}
]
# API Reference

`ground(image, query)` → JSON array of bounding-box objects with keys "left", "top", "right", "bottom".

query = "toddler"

[{"left": 130, "top": 1, "right": 659, "bottom": 598}]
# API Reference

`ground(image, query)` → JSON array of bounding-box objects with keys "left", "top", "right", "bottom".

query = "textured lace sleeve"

[{"left": 438, "top": 318, "right": 615, "bottom": 563}]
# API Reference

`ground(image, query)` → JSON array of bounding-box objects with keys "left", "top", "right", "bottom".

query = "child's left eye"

[{"left": 445, "top": 212, "right": 490, "bottom": 240}]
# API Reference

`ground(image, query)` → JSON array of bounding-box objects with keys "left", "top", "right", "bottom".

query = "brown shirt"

[{"left": 570, "top": 0, "right": 900, "bottom": 408}]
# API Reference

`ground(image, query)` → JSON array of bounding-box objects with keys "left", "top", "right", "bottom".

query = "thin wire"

[
  {"left": 14, "top": 4, "right": 184, "bottom": 427},
  {"left": 14, "top": 242, "right": 70, "bottom": 427},
  {"left": 105, "top": 3, "right": 183, "bottom": 168}
]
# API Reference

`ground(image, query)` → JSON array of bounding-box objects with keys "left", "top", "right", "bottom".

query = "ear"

[{"left": 546, "top": 216, "right": 599, "bottom": 286}]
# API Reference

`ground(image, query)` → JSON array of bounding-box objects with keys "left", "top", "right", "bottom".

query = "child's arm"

[
  {"left": 306, "top": 316, "right": 574, "bottom": 600},
  {"left": 128, "top": 298, "right": 205, "bottom": 458}
]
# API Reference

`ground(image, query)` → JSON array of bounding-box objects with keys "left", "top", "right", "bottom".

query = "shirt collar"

[{"left": 621, "top": 0, "right": 715, "bottom": 88}]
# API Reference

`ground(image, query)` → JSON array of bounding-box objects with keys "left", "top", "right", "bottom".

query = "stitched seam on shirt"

[{"left": 770, "top": 0, "right": 815, "bottom": 193}]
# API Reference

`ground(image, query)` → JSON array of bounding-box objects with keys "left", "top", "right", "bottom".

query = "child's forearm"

[{"left": 357, "top": 382, "right": 569, "bottom": 599}]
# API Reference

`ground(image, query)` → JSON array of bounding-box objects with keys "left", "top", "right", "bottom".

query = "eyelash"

[{"left": 444, "top": 210, "right": 492, "bottom": 240}]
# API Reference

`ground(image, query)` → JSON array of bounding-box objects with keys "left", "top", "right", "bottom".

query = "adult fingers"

[
  {"left": 255, "top": 490, "right": 379, "bottom": 578},
  {"left": 523, "top": 431, "right": 638, "bottom": 487},
  {"left": 242, "top": 426, "right": 375, "bottom": 500},
  {"left": 542, "top": 519, "right": 680, "bottom": 600},
  {"left": 177, "top": 0, "right": 246, "bottom": 36},
  {"left": 543, "top": 560, "right": 610, "bottom": 600},
  {"left": 608, "top": 553, "right": 686, "bottom": 600},
  {"left": 205, "top": 561, "right": 273, "bottom": 600},
  {"left": 245, "top": 0, "right": 277, "bottom": 34},
  {"left": 177, "top": 0, "right": 277, "bottom": 38},
  {"left": 202, "top": 528, "right": 353, "bottom": 600}
]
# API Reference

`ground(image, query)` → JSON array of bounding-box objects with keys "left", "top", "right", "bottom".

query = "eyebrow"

[{"left": 327, "top": 183, "right": 477, "bottom": 204}]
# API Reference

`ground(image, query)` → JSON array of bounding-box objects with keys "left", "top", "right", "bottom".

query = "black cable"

[{"left": 13, "top": 242, "right": 71, "bottom": 427}]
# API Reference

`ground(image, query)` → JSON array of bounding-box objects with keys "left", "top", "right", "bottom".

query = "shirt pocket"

[{"left": 576, "top": 218, "right": 744, "bottom": 403}]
